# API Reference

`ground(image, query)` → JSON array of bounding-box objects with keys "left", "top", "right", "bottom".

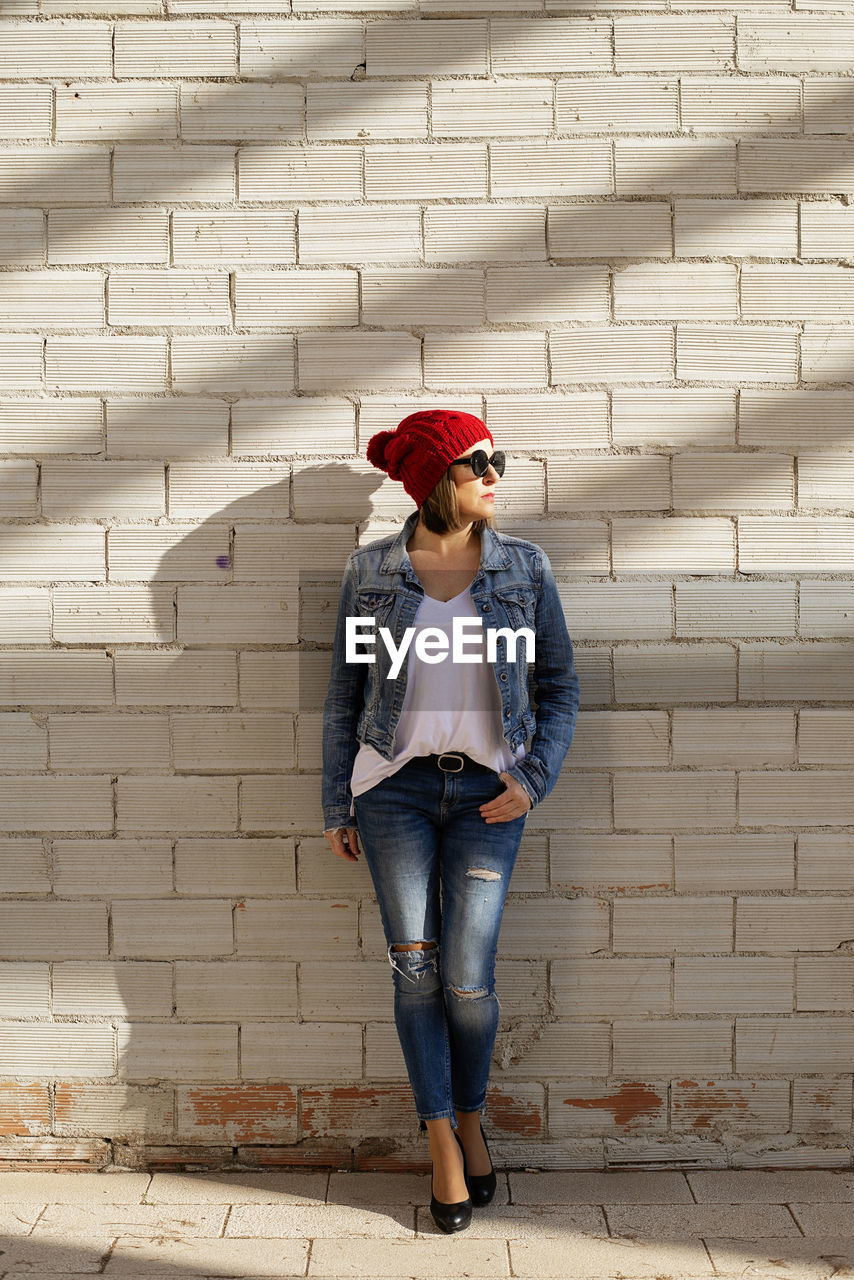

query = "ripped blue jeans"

[{"left": 352, "top": 753, "right": 528, "bottom": 1131}]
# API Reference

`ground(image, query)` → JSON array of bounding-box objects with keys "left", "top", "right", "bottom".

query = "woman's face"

[{"left": 448, "top": 436, "right": 500, "bottom": 524}]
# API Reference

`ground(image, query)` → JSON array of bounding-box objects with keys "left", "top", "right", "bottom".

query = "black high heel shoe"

[
  {"left": 454, "top": 1122, "right": 497, "bottom": 1207},
  {"left": 430, "top": 1140, "right": 472, "bottom": 1234}
]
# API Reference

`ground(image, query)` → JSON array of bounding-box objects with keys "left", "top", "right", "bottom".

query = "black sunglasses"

[{"left": 449, "top": 449, "right": 506, "bottom": 478}]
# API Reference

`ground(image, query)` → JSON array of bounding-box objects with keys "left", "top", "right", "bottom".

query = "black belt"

[{"left": 426, "top": 752, "right": 481, "bottom": 773}]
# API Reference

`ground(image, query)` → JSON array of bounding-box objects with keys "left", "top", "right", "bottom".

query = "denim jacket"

[{"left": 321, "top": 508, "right": 580, "bottom": 832}]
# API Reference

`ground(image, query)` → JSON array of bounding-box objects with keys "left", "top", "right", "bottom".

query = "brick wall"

[{"left": 1, "top": 3, "right": 853, "bottom": 1172}]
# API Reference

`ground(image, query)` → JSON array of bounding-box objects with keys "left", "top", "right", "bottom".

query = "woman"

[{"left": 321, "top": 409, "right": 579, "bottom": 1233}]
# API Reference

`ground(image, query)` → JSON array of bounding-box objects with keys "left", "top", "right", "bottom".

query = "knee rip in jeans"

[
  {"left": 388, "top": 940, "right": 438, "bottom": 984},
  {"left": 448, "top": 984, "right": 489, "bottom": 1000},
  {"left": 466, "top": 867, "right": 501, "bottom": 881}
]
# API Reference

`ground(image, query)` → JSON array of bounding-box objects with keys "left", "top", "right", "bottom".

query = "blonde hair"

[{"left": 417, "top": 466, "right": 497, "bottom": 536}]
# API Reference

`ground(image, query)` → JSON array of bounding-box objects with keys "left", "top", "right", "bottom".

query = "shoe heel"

[{"left": 456, "top": 1122, "right": 497, "bottom": 1208}]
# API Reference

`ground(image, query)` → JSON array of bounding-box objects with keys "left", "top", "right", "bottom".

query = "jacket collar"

[{"left": 379, "top": 508, "right": 511, "bottom": 577}]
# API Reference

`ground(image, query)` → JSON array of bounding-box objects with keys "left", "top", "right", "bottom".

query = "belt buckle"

[{"left": 437, "top": 752, "right": 465, "bottom": 772}]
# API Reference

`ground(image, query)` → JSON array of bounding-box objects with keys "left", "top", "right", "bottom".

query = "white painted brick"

[
  {"left": 114, "top": 20, "right": 238, "bottom": 77},
  {"left": 168, "top": 462, "right": 289, "bottom": 517},
  {"left": 740, "top": 771, "right": 854, "bottom": 827},
  {"left": 0, "top": 272, "right": 103, "bottom": 327},
  {"left": 296, "top": 0, "right": 414, "bottom": 9},
  {"left": 113, "top": 900, "right": 234, "bottom": 957},
  {"left": 738, "top": 17, "right": 854, "bottom": 72},
  {"left": 53, "top": 587, "right": 176, "bottom": 643},
  {"left": 551, "top": 327, "right": 673, "bottom": 384},
  {"left": 612, "top": 389, "right": 735, "bottom": 446},
  {"left": 106, "top": 398, "right": 230, "bottom": 457},
  {"left": 570, "top": 710, "right": 669, "bottom": 767},
  {"left": 239, "top": 774, "right": 323, "bottom": 833},
  {"left": 0, "top": 87, "right": 52, "bottom": 139},
  {"left": 170, "top": 339, "right": 295, "bottom": 397},
  {"left": 614, "top": 16, "right": 735, "bottom": 71},
  {"left": 0, "top": 527, "right": 105, "bottom": 583},
  {"left": 307, "top": 83, "right": 427, "bottom": 139},
  {"left": 108, "top": 525, "right": 231, "bottom": 583},
  {"left": 177, "top": 585, "right": 298, "bottom": 644},
  {"left": 0, "top": 146, "right": 110, "bottom": 206},
  {"left": 739, "top": 517, "right": 854, "bottom": 572},
  {"left": 556, "top": 77, "right": 677, "bottom": 132},
  {"left": 0, "top": 591, "right": 52, "bottom": 644},
  {"left": 46, "top": 338, "right": 168, "bottom": 392},
  {"left": 675, "top": 834, "right": 794, "bottom": 893},
  {"left": 799, "top": 456, "right": 854, "bottom": 509},
  {"left": 425, "top": 205, "right": 545, "bottom": 262},
  {"left": 424, "top": 331, "right": 547, "bottom": 387},
  {"left": 242, "top": 1023, "right": 360, "bottom": 1081},
  {"left": 740, "top": 140, "right": 854, "bottom": 196},
  {"left": 235, "top": 897, "right": 356, "bottom": 957},
  {"left": 181, "top": 84, "right": 304, "bottom": 141},
  {"left": 614, "top": 896, "right": 732, "bottom": 952},
  {"left": 801, "top": 205, "right": 854, "bottom": 260},
  {"left": 615, "top": 644, "right": 737, "bottom": 704},
  {"left": 803, "top": 80, "right": 854, "bottom": 133},
  {"left": 53, "top": 960, "right": 171, "bottom": 1015},
  {"left": 799, "top": 710, "right": 854, "bottom": 765},
  {"left": 0, "top": 1026, "right": 113, "bottom": 1076},
  {"left": 673, "top": 708, "right": 795, "bottom": 767},
  {"left": 56, "top": 85, "right": 179, "bottom": 141},
  {"left": 676, "top": 325, "right": 798, "bottom": 383},
  {"left": 674, "top": 198, "right": 798, "bottom": 258},
  {"left": 234, "top": 270, "right": 359, "bottom": 328},
  {"left": 0, "top": 461, "right": 38, "bottom": 516},
  {"left": 41, "top": 461, "right": 165, "bottom": 518},
  {"left": 0, "top": 777, "right": 113, "bottom": 833},
  {"left": 617, "top": 139, "right": 737, "bottom": 194},
  {"left": 741, "top": 265, "right": 854, "bottom": 319},
  {"left": 117, "top": 777, "right": 238, "bottom": 833},
  {"left": 675, "top": 582, "right": 796, "bottom": 638},
  {"left": 239, "top": 146, "right": 362, "bottom": 201},
  {"left": 0, "top": 21, "right": 113, "bottom": 77},
  {"left": 491, "top": 18, "right": 612, "bottom": 72},
  {"left": 115, "top": 651, "right": 237, "bottom": 706},
  {"left": 804, "top": 325, "right": 854, "bottom": 378},
  {"left": 0, "top": 959, "right": 49, "bottom": 1012},
  {"left": 501, "top": 518, "right": 609, "bottom": 575},
  {"left": 561, "top": 584, "right": 673, "bottom": 641},
  {"left": 549, "top": 956, "right": 669, "bottom": 1017},
  {"left": 0, "top": 652, "right": 113, "bottom": 705},
  {"left": 117, "top": 1023, "right": 237, "bottom": 1080},
  {"left": 736, "top": 1018, "right": 854, "bottom": 1074},
  {"left": 799, "top": 582, "right": 854, "bottom": 638},
  {"left": 231, "top": 399, "right": 354, "bottom": 456},
  {"left": 172, "top": 714, "right": 294, "bottom": 771},
  {"left": 113, "top": 146, "right": 236, "bottom": 203},
  {"left": 432, "top": 80, "right": 552, "bottom": 137},
  {"left": 365, "top": 144, "right": 488, "bottom": 200},
  {"left": 48, "top": 209, "right": 169, "bottom": 264},
  {"left": 298, "top": 331, "right": 421, "bottom": 390},
  {"left": 0, "top": 713, "right": 46, "bottom": 770},
  {"left": 683, "top": 77, "right": 801, "bottom": 133},
  {"left": 172, "top": 212, "right": 296, "bottom": 264},
  {"left": 672, "top": 454, "right": 795, "bottom": 513},
  {"left": 175, "top": 960, "right": 297, "bottom": 1019},
  {"left": 797, "top": 958, "right": 854, "bottom": 1014},
  {"left": 490, "top": 141, "right": 611, "bottom": 196},
  {"left": 107, "top": 271, "right": 231, "bottom": 325},
  {"left": 739, "top": 643, "right": 854, "bottom": 703},
  {"left": 674, "top": 959, "right": 793, "bottom": 1015},
  {"left": 549, "top": 202, "right": 671, "bottom": 258},
  {"left": 613, "top": 517, "right": 735, "bottom": 573},
  {"left": 362, "top": 268, "right": 483, "bottom": 326},
  {"left": 0, "top": 211, "right": 44, "bottom": 266},
  {"left": 176, "top": 837, "right": 295, "bottom": 895},
  {"left": 300, "top": 208, "right": 421, "bottom": 264},
  {"left": 740, "top": 390, "right": 854, "bottom": 450},
  {"left": 799, "top": 834, "right": 854, "bottom": 892},
  {"left": 293, "top": 459, "right": 421, "bottom": 521},
  {"left": 615, "top": 771, "right": 736, "bottom": 830},
  {"left": 614, "top": 263, "right": 738, "bottom": 319},
  {"left": 239, "top": 651, "right": 329, "bottom": 712},
  {"left": 0, "top": 336, "right": 42, "bottom": 389},
  {"left": 240, "top": 21, "right": 364, "bottom": 79},
  {"left": 366, "top": 19, "right": 488, "bottom": 75},
  {"left": 49, "top": 717, "right": 170, "bottom": 773},
  {"left": 548, "top": 456, "right": 670, "bottom": 513},
  {"left": 487, "top": 266, "right": 609, "bottom": 323},
  {"left": 358, "top": 394, "right": 481, "bottom": 436},
  {"left": 484, "top": 394, "right": 609, "bottom": 449}
]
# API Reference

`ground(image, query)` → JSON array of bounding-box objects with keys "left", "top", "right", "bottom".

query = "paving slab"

[
  {"left": 0, "top": 1172, "right": 149, "bottom": 1202},
  {"left": 414, "top": 1202, "right": 605, "bottom": 1238},
  {"left": 102, "top": 1236, "right": 309, "bottom": 1275},
  {"left": 32, "top": 1203, "right": 229, "bottom": 1237},
  {"left": 705, "top": 1236, "right": 854, "bottom": 1279},
  {"left": 687, "top": 1169, "right": 854, "bottom": 1202},
  {"left": 606, "top": 1202, "right": 801, "bottom": 1237},
  {"left": 327, "top": 1170, "right": 430, "bottom": 1206},
  {"left": 308, "top": 1237, "right": 509, "bottom": 1277},
  {"left": 145, "top": 1170, "right": 328, "bottom": 1203},
  {"left": 509, "top": 1168, "right": 694, "bottom": 1204},
  {"left": 510, "top": 1233, "right": 717, "bottom": 1278},
  {"left": 792, "top": 1203, "right": 854, "bottom": 1235},
  {"left": 225, "top": 1202, "right": 416, "bottom": 1237}
]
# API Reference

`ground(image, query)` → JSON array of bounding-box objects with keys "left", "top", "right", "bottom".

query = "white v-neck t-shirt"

[{"left": 348, "top": 585, "right": 527, "bottom": 815}]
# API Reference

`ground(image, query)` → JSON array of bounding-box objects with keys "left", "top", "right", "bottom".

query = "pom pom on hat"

[{"left": 365, "top": 409, "right": 492, "bottom": 509}]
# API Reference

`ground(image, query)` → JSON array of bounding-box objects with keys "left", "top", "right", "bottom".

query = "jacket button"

[
  {"left": 500, "top": 673, "right": 508, "bottom": 681},
  {"left": 483, "top": 604, "right": 490, "bottom": 611}
]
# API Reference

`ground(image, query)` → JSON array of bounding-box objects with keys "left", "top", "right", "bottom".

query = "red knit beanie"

[{"left": 366, "top": 409, "right": 492, "bottom": 509}]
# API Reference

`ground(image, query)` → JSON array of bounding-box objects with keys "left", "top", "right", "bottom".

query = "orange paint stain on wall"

[{"left": 561, "top": 1082, "right": 664, "bottom": 1127}]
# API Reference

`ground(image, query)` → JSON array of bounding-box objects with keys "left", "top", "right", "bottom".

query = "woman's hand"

[
  {"left": 479, "top": 772, "right": 533, "bottom": 823},
  {"left": 324, "top": 826, "right": 361, "bottom": 861}
]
